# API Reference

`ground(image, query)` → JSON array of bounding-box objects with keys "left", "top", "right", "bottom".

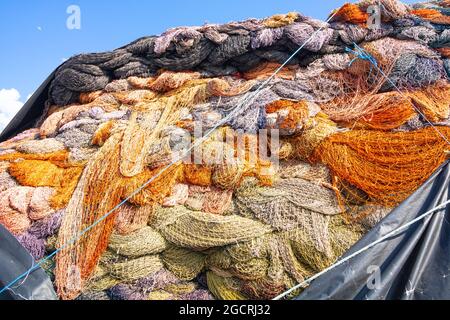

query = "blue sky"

[{"left": 0, "top": 0, "right": 417, "bottom": 129}]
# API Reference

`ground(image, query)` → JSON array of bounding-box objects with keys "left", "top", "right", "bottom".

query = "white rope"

[{"left": 273, "top": 198, "right": 450, "bottom": 300}]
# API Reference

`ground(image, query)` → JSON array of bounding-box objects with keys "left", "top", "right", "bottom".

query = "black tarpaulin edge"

[{"left": 0, "top": 224, "right": 57, "bottom": 300}]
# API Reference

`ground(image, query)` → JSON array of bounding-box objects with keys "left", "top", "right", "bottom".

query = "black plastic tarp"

[
  {"left": 296, "top": 160, "right": 450, "bottom": 300},
  {"left": 0, "top": 69, "right": 59, "bottom": 300},
  {"left": 0, "top": 224, "right": 57, "bottom": 300},
  {"left": 0, "top": 70, "right": 56, "bottom": 142}
]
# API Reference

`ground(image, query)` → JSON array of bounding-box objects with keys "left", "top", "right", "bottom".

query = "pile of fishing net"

[{"left": 0, "top": 0, "right": 449, "bottom": 300}]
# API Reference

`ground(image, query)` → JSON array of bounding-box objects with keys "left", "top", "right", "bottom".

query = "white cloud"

[
  {"left": 0, "top": 88, "right": 25, "bottom": 132},
  {"left": 37, "top": 26, "right": 42, "bottom": 31}
]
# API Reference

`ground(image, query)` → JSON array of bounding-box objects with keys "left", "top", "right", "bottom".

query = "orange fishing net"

[
  {"left": 114, "top": 203, "right": 155, "bottom": 235},
  {"left": 309, "top": 126, "right": 450, "bottom": 208},
  {"left": 225, "top": 132, "right": 276, "bottom": 187},
  {"left": 0, "top": 129, "right": 40, "bottom": 150},
  {"left": 181, "top": 128, "right": 277, "bottom": 190},
  {"left": 346, "top": 92, "right": 416, "bottom": 130},
  {"left": 56, "top": 135, "right": 123, "bottom": 299},
  {"left": 262, "top": 12, "right": 299, "bottom": 28},
  {"left": 8, "top": 160, "right": 83, "bottom": 209},
  {"left": 0, "top": 150, "right": 69, "bottom": 165},
  {"left": 317, "top": 71, "right": 372, "bottom": 121},
  {"left": 442, "top": 0, "right": 450, "bottom": 7},
  {"left": 290, "top": 113, "right": 339, "bottom": 160},
  {"left": 266, "top": 100, "right": 315, "bottom": 130},
  {"left": 437, "top": 48, "right": 450, "bottom": 58},
  {"left": 149, "top": 71, "right": 201, "bottom": 93},
  {"left": 0, "top": 151, "right": 83, "bottom": 209},
  {"left": 183, "top": 164, "right": 213, "bottom": 187},
  {"left": 411, "top": 8, "right": 444, "bottom": 19},
  {"left": 329, "top": 3, "right": 369, "bottom": 25},
  {"left": 127, "top": 76, "right": 156, "bottom": 89},
  {"left": 207, "top": 78, "right": 256, "bottom": 97},
  {"left": 91, "top": 120, "right": 115, "bottom": 146},
  {"left": 243, "top": 62, "right": 297, "bottom": 81},
  {"left": 411, "top": 8, "right": 450, "bottom": 24},
  {"left": 408, "top": 81, "right": 450, "bottom": 122},
  {"left": 319, "top": 70, "right": 449, "bottom": 129}
]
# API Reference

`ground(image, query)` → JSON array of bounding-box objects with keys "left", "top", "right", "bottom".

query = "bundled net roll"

[{"left": 308, "top": 126, "right": 450, "bottom": 215}]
